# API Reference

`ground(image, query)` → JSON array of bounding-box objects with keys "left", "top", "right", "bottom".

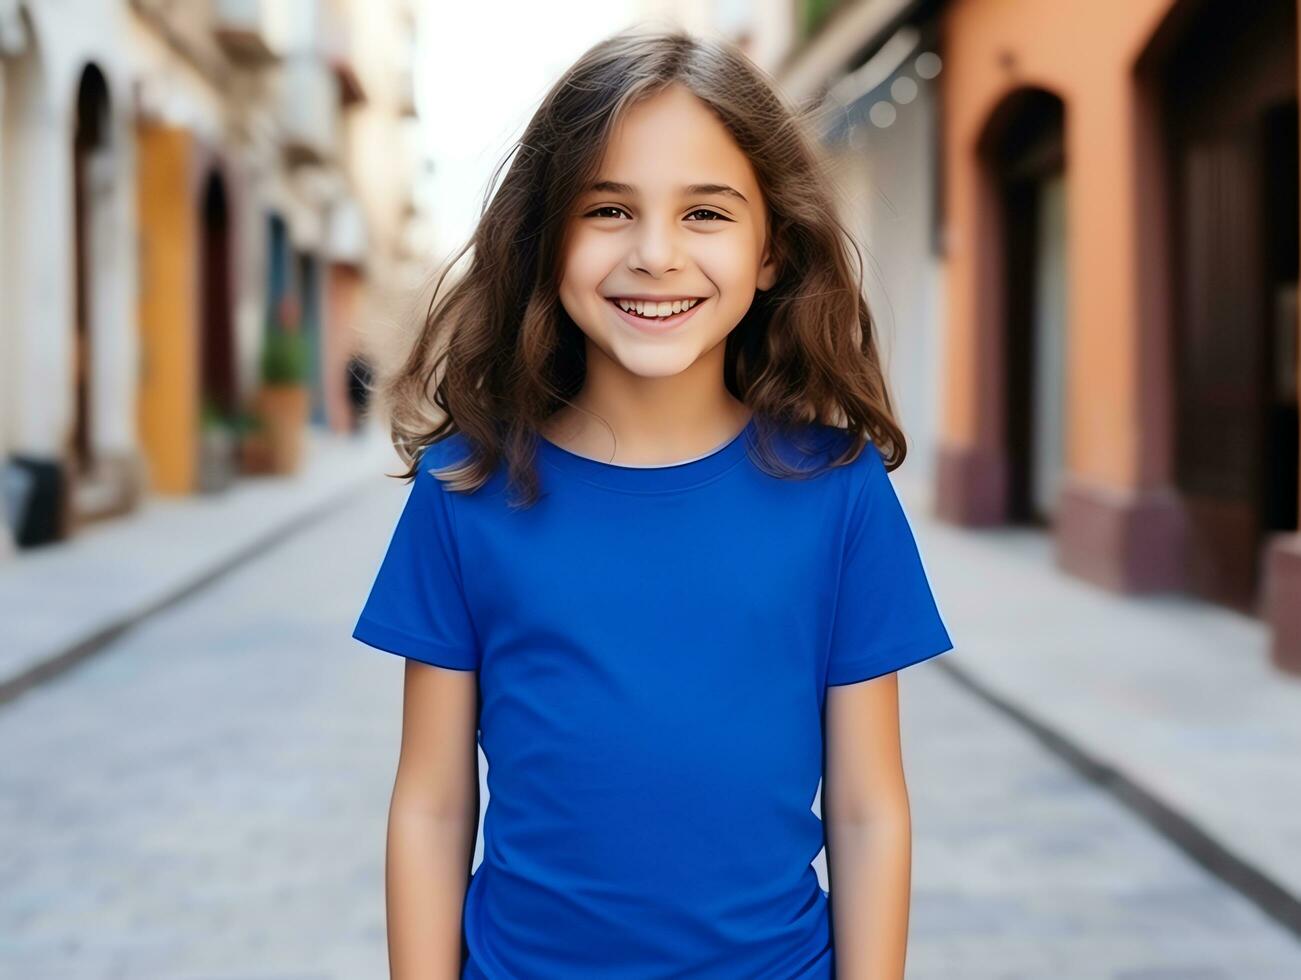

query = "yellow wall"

[{"left": 135, "top": 124, "right": 197, "bottom": 495}]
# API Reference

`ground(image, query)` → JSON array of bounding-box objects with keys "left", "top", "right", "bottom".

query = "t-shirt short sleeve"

[
  {"left": 826, "top": 442, "right": 954, "bottom": 686},
  {"left": 351, "top": 446, "right": 480, "bottom": 671}
]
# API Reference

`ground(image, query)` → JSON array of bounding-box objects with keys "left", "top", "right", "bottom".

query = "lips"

[
  {"left": 606, "top": 296, "right": 707, "bottom": 333},
  {"left": 609, "top": 297, "right": 703, "bottom": 314}
]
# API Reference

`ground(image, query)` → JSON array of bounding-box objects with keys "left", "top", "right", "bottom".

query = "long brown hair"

[{"left": 382, "top": 26, "right": 907, "bottom": 507}]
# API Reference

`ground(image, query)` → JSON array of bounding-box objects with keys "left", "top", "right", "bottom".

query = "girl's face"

[{"left": 557, "top": 83, "right": 778, "bottom": 381}]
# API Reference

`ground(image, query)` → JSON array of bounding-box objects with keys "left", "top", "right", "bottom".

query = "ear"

[{"left": 756, "top": 240, "right": 780, "bottom": 292}]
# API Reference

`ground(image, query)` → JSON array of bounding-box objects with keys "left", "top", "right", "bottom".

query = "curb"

[
  {"left": 0, "top": 471, "right": 375, "bottom": 709},
  {"left": 933, "top": 656, "right": 1301, "bottom": 939}
]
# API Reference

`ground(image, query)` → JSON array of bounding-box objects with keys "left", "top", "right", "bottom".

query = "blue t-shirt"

[{"left": 352, "top": 416, "right": 954, "bottom": 978}]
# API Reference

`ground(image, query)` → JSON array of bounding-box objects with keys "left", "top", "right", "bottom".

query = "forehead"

[{"left": 589, "top": 85, "right": 760, "bottom": 201}]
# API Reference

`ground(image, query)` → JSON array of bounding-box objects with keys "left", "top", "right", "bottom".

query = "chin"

[{"left": 605, "top": 343, "right": 704, "bottom": 379}]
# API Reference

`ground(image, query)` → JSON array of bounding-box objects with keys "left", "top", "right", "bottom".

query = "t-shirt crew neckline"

[{"left": 536, "top": 415, "right": 757, "bottom": 494}]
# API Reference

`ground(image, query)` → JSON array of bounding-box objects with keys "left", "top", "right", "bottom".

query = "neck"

[{"left": 543, "top": 343, "right": 752, "bottom": 466}]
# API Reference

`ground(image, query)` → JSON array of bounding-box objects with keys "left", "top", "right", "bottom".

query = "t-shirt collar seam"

[{"left": 537, "top": 453, "right": 750, "bottom": 495}]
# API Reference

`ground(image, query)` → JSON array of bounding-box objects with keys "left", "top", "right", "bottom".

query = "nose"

[{"left": 626, "top": 214, "right": 682, "bottom": 277}]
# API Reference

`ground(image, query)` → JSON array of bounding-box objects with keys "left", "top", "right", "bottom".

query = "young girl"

[{"left": 353, "top": 26, "right": 954, "bottom": 980}]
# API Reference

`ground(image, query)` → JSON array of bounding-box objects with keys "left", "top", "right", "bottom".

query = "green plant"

[
  {"left": 200, "top": 398, "right": 234, "bottom": 432},
  {"left": 230, "top": 409, "right": 264, "bottom": 436},
  {"left": 261, "top": 329, "right": 309, "bottom": 385}
]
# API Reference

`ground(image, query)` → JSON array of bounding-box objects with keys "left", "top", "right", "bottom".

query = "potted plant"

[
  {"left": 197, "top": 398, "right": 237, "bottom": 493},
  {"left": 254, "top": 304, "right": 311, "bottom": 474},
  {"left": 233, "top": 408, "right": 273, "bottom": 476}
]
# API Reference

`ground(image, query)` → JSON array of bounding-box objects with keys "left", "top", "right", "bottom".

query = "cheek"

[
  {"left": 702, "top": 229, "right": 759, "bottom": 272},
  {"left": 559, "top": 234, "right": 611, "bottom": 292},
  {"left": 556, "top": 238, "right": 611, "bottom": 336},
  {"left": 695, "top": 234, "right": 762, "bottom": 287}
]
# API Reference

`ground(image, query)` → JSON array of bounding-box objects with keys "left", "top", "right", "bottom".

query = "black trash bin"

[{"left": 6, "top": 455, "right": 67, "bottom": 548}]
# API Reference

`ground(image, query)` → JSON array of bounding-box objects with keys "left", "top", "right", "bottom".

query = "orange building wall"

[
  {"left": 940, "top": 0, "right": 1179, "bottom": 491},
  {"left": 324, "top": 263, "right": 364, "bottom": 433},
  {"left": 135, "top": 124, "right": 198, "bottom": 495}
]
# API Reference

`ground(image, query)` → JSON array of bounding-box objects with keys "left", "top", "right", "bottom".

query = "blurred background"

[{"left": 1, "top": 0, "right": 1299, "bottom": 976}]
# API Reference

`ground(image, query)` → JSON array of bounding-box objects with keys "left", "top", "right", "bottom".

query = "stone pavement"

[
  {"left": 0, "top": 420, "right": 394, "bottom": 706},
  {"left": 891, "top": 467, "right": 1301, "bottom": 939}
]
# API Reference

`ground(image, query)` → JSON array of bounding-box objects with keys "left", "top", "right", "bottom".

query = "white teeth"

[{"left": 615, "top": 297, "right": 700, "bottom": 318}]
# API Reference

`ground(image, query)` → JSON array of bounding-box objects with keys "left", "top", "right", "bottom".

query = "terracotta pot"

[
  {"left": 238, "top": 430, "right": 274, "bottom": 475},
  {"left": 254, "top": 384, "right": 309, "bottom": 474}
]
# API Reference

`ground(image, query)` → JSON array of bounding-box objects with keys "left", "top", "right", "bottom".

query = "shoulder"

[
  {"left": 775, "top": 421, "right": 886, "bottom": 483},
  {"left": 400, "top": 436, "right": 477, "bottom": 521},
  {"left": 787, "top": 425, "right": 897, "bottom": 537},
  {"left": 411, "top": 432, "right": 514, "bottom": 513},
  {"left": 414, "top": 432, "right": 475, "bottom": 480}
]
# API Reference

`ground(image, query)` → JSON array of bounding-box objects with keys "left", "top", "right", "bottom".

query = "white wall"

[
  {"left": 2, "top": 1, "right": 137, "bottom": 461},
  {"left": 1, "top": 0, "right": 264, "bottom": 467},
  {"left": 828, "top": 78, "right": 947, "bottom": 491}
]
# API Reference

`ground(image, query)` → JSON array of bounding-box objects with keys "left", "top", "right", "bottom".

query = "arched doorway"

[
  {"left": 975, "top": 88, "right": 1070, "bottom": 526},
  {"left": 1147, "top": 0, "right": 1299, "bottom": 614},
  {"left": 295, "top": 248, "right": 326, "bottom": 426},
  {"left": 266, "top": 211, "right": 292, "bottom": 320},
  {"left": 200, "top": 170, "right": 236, "bottom": 420},
  {"left": 71, "top": 63, "right": 112, "bottom": 477}
]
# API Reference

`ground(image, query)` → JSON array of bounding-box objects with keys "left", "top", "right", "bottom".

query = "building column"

[{"left": 135, "top": 123, "right": 199, "bottom": 494}]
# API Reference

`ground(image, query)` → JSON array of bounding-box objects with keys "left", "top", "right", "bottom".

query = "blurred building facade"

[
  {"left": 689, "top": 0, "right": 1301, "bottom": 669},
  {"left": 0, "top": 0, "right": 429, "bottom": 557},
  {"left": 930, "top": 0, "right": 1298, "bottom": 670}
]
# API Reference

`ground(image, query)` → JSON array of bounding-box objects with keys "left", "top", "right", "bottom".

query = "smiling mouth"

[
  {"left": 606, "top": 296, "right": 708, "bottom": 331},
  {"left": 608, "top": 297, "right": 705, "bottom": 320}
]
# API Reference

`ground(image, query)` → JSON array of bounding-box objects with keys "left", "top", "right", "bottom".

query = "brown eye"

[
  {"left": 686, "top": 208, "right": 728, "bottom": 221},
  {"left": 586, "top": 206, "right": 629, "bottom": 219}
]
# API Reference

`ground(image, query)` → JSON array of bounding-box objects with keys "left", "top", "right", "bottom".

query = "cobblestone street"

[{"left": 2, "top": 476, "right": 1299, "bottom": 978}]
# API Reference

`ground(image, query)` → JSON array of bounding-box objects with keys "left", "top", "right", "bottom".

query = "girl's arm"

[
  {"left": 823, "top": 671, "right": 912, "bottom": 980},
  {"left": 386, "top": 659, "right": 481, "bottom": 979}
]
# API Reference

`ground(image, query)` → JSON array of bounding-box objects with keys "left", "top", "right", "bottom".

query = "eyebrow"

[{"left": 585, "top": 180, "right": 749, "bottom": 205}]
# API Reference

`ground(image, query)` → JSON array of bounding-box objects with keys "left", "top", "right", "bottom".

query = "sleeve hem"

[
  {"left": 826, "top": 632, "right": 955, "bottom": 686},
  {"left": 351, "top": 617, "right": 478, "bottom": 672}
]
